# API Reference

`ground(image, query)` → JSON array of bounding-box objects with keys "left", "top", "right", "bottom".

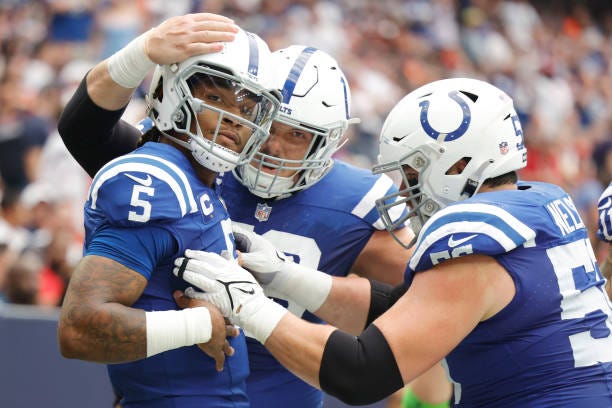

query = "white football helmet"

[
  {"left": 373, "top": 77, "right": 528, "bottom": 248},
  {"left": 234, "top": 45, "right": 359, "bottom": 198},
  {"left": 147, "top": 29, "right": 281, "bottom": 172}
]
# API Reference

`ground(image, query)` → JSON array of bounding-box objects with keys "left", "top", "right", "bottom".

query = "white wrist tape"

[
  {"left": 145, "top": 308, "right": 212, "bottom": 357},
  {"left": 275, "top": 262, "right": 332, "bottom": 312},
  {"left": 107, "top": 32, "right": 155, "bottom": 88},
  {"left": 236, "top": 296, "right": 288, "bottom": 344}
]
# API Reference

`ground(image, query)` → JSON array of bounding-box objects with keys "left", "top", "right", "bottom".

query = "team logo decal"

[
  {"left": 419, "top": 90, "right": 471, "bottom": 142},
  {"left": 255, "top": 202, "right": 272, "bottom": 222},
  {"left": 499, "top": 141, "right": 509, "bottom": 155}
]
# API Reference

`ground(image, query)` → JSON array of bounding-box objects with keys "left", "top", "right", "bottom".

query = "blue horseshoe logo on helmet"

[{"left": 418, "top": 90, "right": 471, "bottom": 142}]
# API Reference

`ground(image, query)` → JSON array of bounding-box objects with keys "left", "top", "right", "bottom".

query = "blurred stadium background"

[{"left": 0, "top": 0, "right": 611, "bottom": 406}]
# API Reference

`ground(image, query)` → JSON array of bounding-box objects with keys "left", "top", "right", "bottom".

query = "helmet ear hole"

[
  {"left": 152, "top": 78, "right": 164, "bottom": 102},
  {"left": 459, "top": 90, "right": 478, "bottom": 103},
  {"left": 445, "top": 157, "right": 472, "bottom": 175}
]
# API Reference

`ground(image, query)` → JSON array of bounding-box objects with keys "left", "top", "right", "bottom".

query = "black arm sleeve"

[
  {"left": 57, "top": 76, "right": 142, "bottom": 177},
  {"left": 319, "top": 325, "right": 404, "bottom": 405},
  {"left": 366, "top": 281, "right": 408, "bottom": 326}
]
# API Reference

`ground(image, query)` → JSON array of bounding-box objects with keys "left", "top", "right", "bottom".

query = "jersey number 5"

[
  {"left": 128, "top": 185, "right": 154, "bottom": 222},
  {"left": 547, "top": 238, "right": 612, "bottom": 367}
]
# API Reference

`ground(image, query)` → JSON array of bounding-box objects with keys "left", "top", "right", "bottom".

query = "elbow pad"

[
  {"left": 366, "top": 281, "right": 407, "bottom": 326},
  {"left": 319, "top": 325, "right": 404, "bottom": 405},
  {"left": 58, "top": 76, "right": 139, "bottom": 177}
]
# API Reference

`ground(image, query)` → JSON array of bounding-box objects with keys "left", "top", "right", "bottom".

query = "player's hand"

[
  {"left": 173, "top": 290, "right": 238, "bottom": 371},
  {"left": 232, "top": 225, "right": 288, "bottom": 286},
  {"left": 232, "top": 225, "right": 333, "bottom": 312},
  {"left": 174, "top": 250, "right": 266, "bottom": 318},
  {"left": 597, "top": 183, "right": 612, "bottom": 243},
  {"left": 173, "top": 251, "right": 288, "bottom": 343},
  {"left": 144, "top": 13, "right": 239, "bottom": 65}
]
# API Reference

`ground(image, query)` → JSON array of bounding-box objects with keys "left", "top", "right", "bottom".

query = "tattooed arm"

[
  {"left": 58, "top": 255, "right": 233, "bottom": 365},
  {"left": 58, "top": 255, "right": 148, "bottom": 362}
]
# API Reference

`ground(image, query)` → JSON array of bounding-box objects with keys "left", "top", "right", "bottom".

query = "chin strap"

[{"left": 461, "top": 159, "right": 494, "bottom": 198}]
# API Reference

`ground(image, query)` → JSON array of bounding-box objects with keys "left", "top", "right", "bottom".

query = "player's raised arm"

[
  {"left": 57, "top": 13, "right": 239, "bottom": 177},
  {"left": 89, "top": 13, "right": 238, "bottom": 110}
]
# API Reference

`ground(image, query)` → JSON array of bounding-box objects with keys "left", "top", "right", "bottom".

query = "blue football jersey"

[
  {"left": 408, "top": 181, "right": 612, "bottom": 407},
  {"left": 83, "top": 142, "right": 248, "bottom": 408},
  {"left": 220, "top": 160, "right": 407, "bottom": 408},
  {"left": 597, "top": 182, "right": 612, "bottom": 243}
]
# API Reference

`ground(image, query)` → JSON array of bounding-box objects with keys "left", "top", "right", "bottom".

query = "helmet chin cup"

[
  {"left": 240, "top": 163, "right": 296, "bottom": 198},
  {"left": 190, "top": 138, "right": 240, "bottom": 172}
]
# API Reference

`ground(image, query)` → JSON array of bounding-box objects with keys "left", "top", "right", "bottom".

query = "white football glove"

[
  {"left": 598, "top": 183, "right": 612, "bottom": 243},
  {"left": 232, "top": 225, "right": 332, "bottom": 312},
  {"left": 173, "top": 250, "right": 287, "bottom": 344}
]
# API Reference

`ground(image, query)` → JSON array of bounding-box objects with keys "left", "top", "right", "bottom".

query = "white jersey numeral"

[
  {"left": 128, "top": 185, "right": 154, "bottom": 222},
  {"left": 547, "top": 238, "right": 612, "bottom": 367},
  {"left": 234, "top": 222, "right": 322, "bottom": 318}
]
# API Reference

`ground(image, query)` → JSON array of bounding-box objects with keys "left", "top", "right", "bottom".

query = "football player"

[
  {"left": 176, "top": 77, "right": 612, "bottom": 407},
  {"left": 57, "top": 41, "right": 450, "bottom": 406},
  {"left": 223, "top": 45, "right": 448, "bottom": 408},
  {"left": 597, "top": 182, "right": 612, "bottom": 298},
  {"left": 57, "top": 19, "right": 281, "bottom": 408}
]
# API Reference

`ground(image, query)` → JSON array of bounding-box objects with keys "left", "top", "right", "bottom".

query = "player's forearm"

[
  {"left": 58, "top": 301, "right": 148, "bottom": 363},
  {"left": 88, "top": 30, "right": 155, "bottom": 110},
  {"left": 58, "top": 255, "right": 149, "bottom": 363},
  {"left": 86, "top": 62, "right": 139, "bottom": 110},
  {"left": 314, "top": 276, "right": 371, "bottom": 335},
  {"left": 264, "top": 314, "right": 405, "bottom": 405},
  {"left": 264, "top": 313, "right": 335, "bottom": 388}
]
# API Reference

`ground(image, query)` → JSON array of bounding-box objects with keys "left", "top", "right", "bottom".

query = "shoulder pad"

[
  {"left": 87, "top": 153, "right": 199, "bottom": 226},
  {"left": 409, "top": 201, "right": 536, "bottom": 272}
]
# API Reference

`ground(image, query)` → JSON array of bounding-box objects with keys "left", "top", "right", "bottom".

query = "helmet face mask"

[
  {"left": 374, "top": 78, "right": 528, "bottom": 248},
  {"left": 374, "top": 146, "right": 441, "bottom": 249},
  {"left": 234, "top": 46, "right": 358, "bottom": 198},
  {"left": 147, "top": 30, "right": 280, "bottom": 173},
  {"left": 240, "top": 118, "right": 348, "bottom": 198}
]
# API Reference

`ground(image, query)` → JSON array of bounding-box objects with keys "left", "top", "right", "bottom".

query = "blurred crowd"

[{"left": 0, "top": 0, "right": 611, "bottom": 307}]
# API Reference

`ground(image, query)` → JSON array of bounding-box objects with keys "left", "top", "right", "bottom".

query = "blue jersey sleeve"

[
  {"left": 85, "top": 224, "right": 177, "bottom": 279},
  {"left": 597, "top": 182, "right": 612, "bottom": 243},
  {"left": 86, "top": 153, "right": 199, "bottom": 227},
  {"left": 409, "top": 201, "right": 536, "bottom": 272}
]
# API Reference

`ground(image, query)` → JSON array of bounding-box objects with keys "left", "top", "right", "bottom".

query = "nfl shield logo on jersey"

[
  {"left": 499, "top": 141, "right": 509, "bottom": 155},
  {"left": 255, "top": 202, "right": 272, "bottom": 222}
]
